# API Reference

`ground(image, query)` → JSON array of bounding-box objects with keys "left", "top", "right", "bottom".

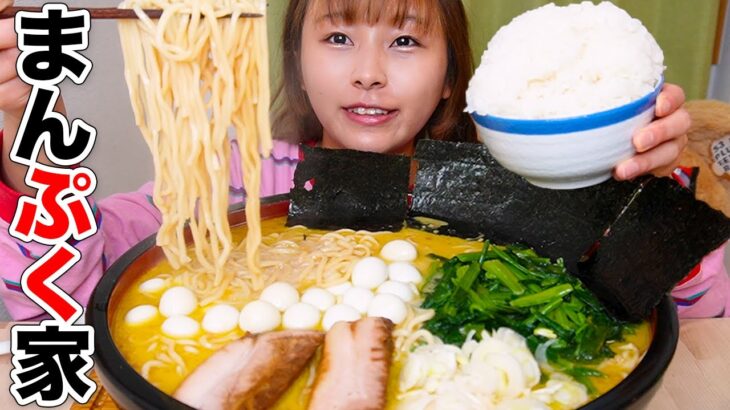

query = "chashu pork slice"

[
  {"left": 174, "top": 330, "right": 324, "bottom": 410},
  {"left": 308, "top": 317, "right": 394, "bottom": 410}
]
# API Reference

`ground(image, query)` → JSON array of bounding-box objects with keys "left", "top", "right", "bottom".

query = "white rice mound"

[{"left": 466, "top": 2, "right": 664, "bottom": 119}]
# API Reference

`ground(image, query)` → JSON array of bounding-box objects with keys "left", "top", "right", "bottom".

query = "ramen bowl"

[
  {"left": 87, "top": 195, "right": 679, "bottom": 409},
  {"left": 471, "top": 80, "right": 663, "bottom": 190}
]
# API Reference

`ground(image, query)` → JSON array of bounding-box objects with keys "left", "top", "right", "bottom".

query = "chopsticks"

[{"left": 0, "top": 6, "right": 263, "bottom": 20}]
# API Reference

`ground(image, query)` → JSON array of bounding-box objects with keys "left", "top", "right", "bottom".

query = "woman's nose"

[{"left": 351, "top": 46, "right": 387, "bottom": 90}]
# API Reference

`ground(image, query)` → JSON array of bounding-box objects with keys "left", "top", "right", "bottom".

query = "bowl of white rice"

[{"left": 466, "top": 1, "right": 664, "bottom": 190}]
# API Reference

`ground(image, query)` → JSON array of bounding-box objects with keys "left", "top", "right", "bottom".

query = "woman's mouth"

[{"left": 343, "top": 105, "right": 398, "bottom": 126}]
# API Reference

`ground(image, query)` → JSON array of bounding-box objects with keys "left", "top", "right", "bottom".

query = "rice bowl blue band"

[{"left": 470, "top": 79, "right": 663, "bottom": 135}]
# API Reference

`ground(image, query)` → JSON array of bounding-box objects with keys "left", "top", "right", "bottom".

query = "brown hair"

[{"left": 272, "top": 0, "right": 477, "bottom": 145}]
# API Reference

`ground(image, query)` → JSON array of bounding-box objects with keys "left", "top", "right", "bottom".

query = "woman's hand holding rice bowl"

[{"left": 466, "top": 2, "right": 667, "bottom": 189}]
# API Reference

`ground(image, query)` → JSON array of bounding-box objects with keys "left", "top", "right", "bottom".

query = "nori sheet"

[
  {"left": 576, "top": 177, "right": 730, "bottom": 319},
  {"left": 410, "top": 140, "right": 638, "bottom": 274},
  {"left": 411, "top": 140, "right": 730, "bottom": 321},
  {"left": 287, "top": 145, "right": 410, "bottom": 231}
]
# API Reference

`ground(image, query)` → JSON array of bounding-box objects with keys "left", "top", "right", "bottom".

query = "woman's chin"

[{"left": 322, "top": 129, "right": 415, "bottom": 155}]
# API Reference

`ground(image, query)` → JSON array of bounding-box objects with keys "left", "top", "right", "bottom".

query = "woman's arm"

[{"left": 614, "top": 83, "right": 691, "bottom": 180}]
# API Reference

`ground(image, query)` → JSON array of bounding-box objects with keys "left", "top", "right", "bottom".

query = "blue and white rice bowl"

[
  {"left": 471, "top": 79, "right": 662, "bottom": 190},
  {"left": 466, "top": 2, "right": 665, "bottom": 189}
]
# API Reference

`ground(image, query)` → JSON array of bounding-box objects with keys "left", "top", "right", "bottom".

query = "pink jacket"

[{"left": 1, "top": 131, "right": 727, "bottom": 320}]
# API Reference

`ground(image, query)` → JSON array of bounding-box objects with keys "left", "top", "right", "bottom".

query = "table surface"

[{"left": 0, "top": 318, "right": 728, "bottom": 409}]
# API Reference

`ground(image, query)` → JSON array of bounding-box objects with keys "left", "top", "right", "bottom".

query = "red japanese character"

[
  {"left": 20, "top": 243, "right": 83, "bottom": 323},
  {"left": 9, "top": 164, "right": 97, "bottom": 245}
]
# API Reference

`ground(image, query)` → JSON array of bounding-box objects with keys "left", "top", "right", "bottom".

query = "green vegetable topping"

[{"left": 421, "top": 241, "right": 633, "bottom": 391}]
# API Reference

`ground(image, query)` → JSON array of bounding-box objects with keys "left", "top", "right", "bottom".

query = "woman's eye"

[
  {"left": 392, "top": 36, "right": 418, "bottom": 47},
  {"left": 327, "top": 33, "right": 351, "bottom": 45}
]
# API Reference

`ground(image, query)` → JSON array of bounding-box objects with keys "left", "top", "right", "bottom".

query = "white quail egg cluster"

[
  {"left": 125, "top": 279, "right": 208, "bottom": 339},
  {"left": 125, "top": 278, "right": 241, "bottom": 338},
  {"left": 330, "top": 239, "right": 423, "bottom": 329},
  {"left": 123, "top": 276, "right": 171, "bottom": 326},
  {"left": 237, "top": 239, "right": 424, "bottom": 332},
  {"left": 124, "top": 239, "right": 424, "bottom": 336}
]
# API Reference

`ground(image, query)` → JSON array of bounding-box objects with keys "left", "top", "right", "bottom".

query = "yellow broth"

[{"left": 110, "top": 217, "right": 651, "bottom": 407}]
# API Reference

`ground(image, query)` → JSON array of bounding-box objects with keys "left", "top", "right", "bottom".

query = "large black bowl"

[{"left": 87, "top": 195, "right": 679, "bottom": 409}]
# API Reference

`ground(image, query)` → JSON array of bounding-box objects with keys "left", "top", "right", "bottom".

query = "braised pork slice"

[
  {"left": 174, "top": 330, "right": 324, "bottom": 410},
  {"left": 308, "top": 317, "right": 394, "bottom": 410}
]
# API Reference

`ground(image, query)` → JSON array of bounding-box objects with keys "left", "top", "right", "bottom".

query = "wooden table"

[{"left": 0, "top": 319, "right": 728, "bottom": 409}]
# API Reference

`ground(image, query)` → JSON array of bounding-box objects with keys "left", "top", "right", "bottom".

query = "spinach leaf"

[{"left": 421, "top": 242, "right": 633, "bottom": 375}]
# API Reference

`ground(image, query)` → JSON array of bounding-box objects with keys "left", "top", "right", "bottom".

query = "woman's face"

[{"left": 300, "top": 5, "right": 451, "bottom": 155}]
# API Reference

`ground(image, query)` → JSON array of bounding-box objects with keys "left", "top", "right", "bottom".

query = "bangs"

[{"left": 310, "top": 0, "right": 441, "bottom": 33}]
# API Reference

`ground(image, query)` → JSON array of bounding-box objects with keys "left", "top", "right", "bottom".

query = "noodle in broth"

[
  {"left": 118, "top": 0, "right": 271, "bottom": 301},
  {"left": 111, "top": 218, "right": 652, "bottom": 408}
]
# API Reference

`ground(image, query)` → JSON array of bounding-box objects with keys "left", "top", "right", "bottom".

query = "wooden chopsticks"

[{"left": 0, "top": 6, "right": 263, "bottom": 20}]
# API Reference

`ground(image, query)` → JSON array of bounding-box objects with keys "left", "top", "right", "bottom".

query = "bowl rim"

[
  {"left": 470, "top": 78, "right": 664, "bottom": 135},
  {"left": 87, "top": 194, "right": 679, "bottom": 410}
]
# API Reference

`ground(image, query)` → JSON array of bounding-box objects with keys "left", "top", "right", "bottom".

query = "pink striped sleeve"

[
  {"left": 229, "top": 139, "right": 299, "bottom": 203},
  {"left": 0, "top": 183, "right": 161, "bottom": 320},
  {"left": 672, "top": 244, "right": 730, "bottom": 318}
]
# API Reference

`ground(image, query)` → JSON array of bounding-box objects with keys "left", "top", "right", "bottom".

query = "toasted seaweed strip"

[
  {"left": 411, "top": 140, "right": 730, "bottom": 320},
  {"left": 410, "top": 140, "right": 637, "bottom": 274},
  {"left": 287, "top": 145, "right": 410, "bottom": 231},
  {"left": 576, "top": 177, "right": 730, "bottom": 320}
]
